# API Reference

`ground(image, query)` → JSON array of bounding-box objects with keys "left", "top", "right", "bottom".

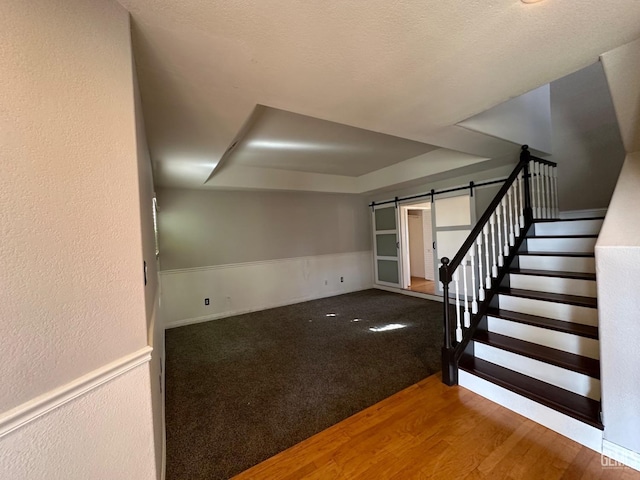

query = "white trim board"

[
  {"left": 161, "top": 251, "right": 374, "bottom": 329},
  {"left": 0, "top": 346, "right": 152, "bottom": 439},
  {"left": 559, "top": 208, "right": 607, "bottom": 219},
  {"left": 459, "top": 370, "right": 603, "bottom": 452},
  {"left": 602, "top": 439, "right": 640, "bottom": 472},
  {"left": 373, "top": 284, "right": 443, "bottom": 303}
]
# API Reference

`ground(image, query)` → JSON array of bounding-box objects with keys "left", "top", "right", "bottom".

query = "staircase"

[
  {"left": 458, "top": 216, "right": 604, "bottom": 432},
  {"left": 439, "top": 146, "right": 606, "bottom": 450}
]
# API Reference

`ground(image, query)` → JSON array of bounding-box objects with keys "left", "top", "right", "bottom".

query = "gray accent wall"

[
  {"left": 549, "top": 61, "right": 626, "bottom": 211},
  {"left": 156, "top": 188, "right": 372, "bottom": 270}
]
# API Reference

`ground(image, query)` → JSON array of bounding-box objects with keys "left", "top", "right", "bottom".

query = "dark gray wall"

[
  {"left": 549, "top": 61, "right": 625, "bottom": 211},
  {"left": 156, "top": 188, "right": 371, "bottom": 270}
]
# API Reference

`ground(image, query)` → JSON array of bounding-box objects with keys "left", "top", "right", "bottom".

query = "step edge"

[
  {"left": 459, "top": 356, "right": 603, "bottom": 430},
  {"left": 508, "top": 269, "right": 596, "bottom": 281},
  {"left": 472, "top": 331, "right": 601, "bottom": 379},
  {"left": 485, "top": 308, "right": 599, "bottom": 339},
  {"left": 458, "top": 369, "right": 605, "bottom": 447},
  {"left": 498, "top": 288, "right": 598, "bottom": 308}
]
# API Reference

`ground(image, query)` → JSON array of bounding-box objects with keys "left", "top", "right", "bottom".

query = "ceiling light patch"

[{"left": 247, "top": 140, "right": 343, "bottom": 151}]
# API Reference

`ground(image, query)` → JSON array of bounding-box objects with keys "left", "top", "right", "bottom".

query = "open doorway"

[{"left": 399, "top": 202, "right": 436, "bottom": 295}]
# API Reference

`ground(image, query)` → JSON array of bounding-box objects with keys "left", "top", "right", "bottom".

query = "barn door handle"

[{"left": 433, "top": 242, "right": 436, "bottom": 250}]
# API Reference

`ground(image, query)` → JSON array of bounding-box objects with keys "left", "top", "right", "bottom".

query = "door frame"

[{"left": 399, "top": 202, "right": 434, "bottom": 290}]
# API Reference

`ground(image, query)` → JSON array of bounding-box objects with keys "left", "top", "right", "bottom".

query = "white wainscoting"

[
  {"left": 160, "top": 251, "right": 374, "bottom": 329},
  {"left": 0, "top": 346, "right": 152, "bottom": 439}
]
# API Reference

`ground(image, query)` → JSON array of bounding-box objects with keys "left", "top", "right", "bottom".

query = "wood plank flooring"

[
  {"left": 407, "top": 276, "right": 436, "bottom": 295},
  {"left": 233, "top": 374, "right": 640, "bottom": 480}
]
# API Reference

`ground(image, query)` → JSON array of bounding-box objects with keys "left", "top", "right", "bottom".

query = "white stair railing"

[{"left": 439, "top": 145, "right": 559, "bottom": 386}]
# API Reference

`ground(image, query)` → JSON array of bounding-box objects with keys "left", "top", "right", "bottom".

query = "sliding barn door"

[
  {"left": 373, "top": 205, "right": 402, "bottom": 287},
  {"left": 432, "top": 193, "right": 474, "bottom": 294}
]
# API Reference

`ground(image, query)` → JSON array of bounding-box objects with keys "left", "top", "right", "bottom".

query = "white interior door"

[
  {"left": 432, "top": 193, "right": 475, "bottom": 293},
  {"left": 373, "top": 205, "right": 402, "bottom": 287}
]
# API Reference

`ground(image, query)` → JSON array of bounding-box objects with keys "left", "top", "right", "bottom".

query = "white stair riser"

[
  {"left": 458, "top": 371, "right": 604, "bottom": 452},
  {"left": 509, "top": 274, "right": 597, "bottom": 298},
  {"left": 534, "top": 219, "right": 603, "bottom": 237},
  {"left": 526, "top": 237, "right": 597, "bottom": 253},
  {"left": 498, "top": 294, "right": 598, "bottom": 326},
  {"left": 474, "top": 343, "right": 601, "bottom": 400},
  {"left": 486, "top": 316, "right": 600, "bottom": 360},
  {"left": 518, "top": 255, "right": 595, "bottom": 274}
]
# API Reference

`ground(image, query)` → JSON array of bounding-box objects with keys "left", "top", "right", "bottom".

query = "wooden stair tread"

[
  {"left": 472, "top": 330, "right": 600, "bottom": 379},
  {"left": 519, "top": 251, "right": 595, "bottom": 258},
  {"left": 459, "top": 355, "right": 603, "bottom": 429},
  {"left": 533, "top": 217, "right": 604, "bottom": 223},
  {"left": 508, "top": 268, "right": 596, "bottom": 281},
  {"left": 527, "top": 234, "right": 598, "bottom": 239},
  {"left": 486, "top": 307, "right": 599, "bottom": 339},
  {"left": 498, "top": 287, "right": 598, "bottom": 308}
]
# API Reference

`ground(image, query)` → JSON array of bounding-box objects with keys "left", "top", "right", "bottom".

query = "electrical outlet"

[
  {"left": 204, "top": 298, "right": 210, "bottom": 306},
  {"left": 340, "top": 276, "right": 344, "bottom": 283}
]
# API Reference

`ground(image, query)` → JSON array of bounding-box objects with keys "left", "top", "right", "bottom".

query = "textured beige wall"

[
  {"left": 601, "top": 37, "right": 640, "bottom": 154},
  {"left": 0, "top": 0, "right": 156, "bottom": 478},
  {"left": 0, "top": 0, "right": 148, "bottom": 411},
  {"left": 156, "top": 188, "right": 371, "bottom": 270},
  {"left": 598, "top": 37, "right": 640, "bottom": 456},
  {"left": 133, "top": 61, "right": 163, "bottom": 478}
]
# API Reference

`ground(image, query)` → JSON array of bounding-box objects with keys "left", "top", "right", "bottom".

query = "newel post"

[
  {"left": 521, "top": 145, "right": 534, "bottom": 224},
  {"left": 440, "top": 257, "right": 458, "bottom": 386}
]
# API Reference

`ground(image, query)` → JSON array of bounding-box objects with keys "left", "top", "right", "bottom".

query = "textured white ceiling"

[{"left": 120, "top": 0, "right": 640, "bottom": 191}]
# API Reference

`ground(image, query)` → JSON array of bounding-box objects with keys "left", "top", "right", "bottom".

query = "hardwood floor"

[
  {"left": 407, "top": 276, "right": 436, "bottom": 295},
  {"left": 233, "top": 374, "right": 640, "bottom": 480}
]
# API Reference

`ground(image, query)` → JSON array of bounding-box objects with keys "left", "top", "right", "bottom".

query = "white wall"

[
  {"left": 161, "top": 251, "right": 373, "bottom": 328},
  {"left": 597, "top": 37, "right": 640, "bottom": 459},
  {"left": 0, "top": 1, "right": 156, "bottom": 478},
  {"left": 596, "top": 152, "right": 640, "bottom": 455}
]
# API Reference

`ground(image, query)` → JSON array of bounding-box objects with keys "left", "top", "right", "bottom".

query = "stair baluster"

[
  {"left": 483, "top": 223, "right": 492, "bottom": 289},
  {"left": 490, "top": 212, "right": 499, "bottom": 276},
  {"left": 518, "top": 171, "right": 525, "bottom": 229},
  {"left": 477, "top": 234, "right": 485, "bottom": 301},
  {"left": 462, "top": 254, "right": 470, "bottom": 328},
  {"left": 439, "top": 145, "right": 559, "bottom": 387},
  {"left": 470, "top": 246, "right": 477, "bottom": 314},
  {"left": 496, "top": 205, "right": 504, "bottom": 267},
  {"left": 508, "top": 186, "right": 515, "bottom": 247},
  {"left": 453, "top": 266, "right": 461, "bottom": 342},
  {"left": 501, "top": 197, "right": 509, "bottom": 257}
]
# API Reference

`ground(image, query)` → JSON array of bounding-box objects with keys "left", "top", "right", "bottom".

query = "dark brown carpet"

[{"left": 165, "top": 289, "right": 443, "bottom": 479}]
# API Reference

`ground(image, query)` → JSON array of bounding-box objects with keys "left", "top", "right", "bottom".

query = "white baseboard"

[
  {"left": 602, "top": 439, "right": 640, "bottom": 472},
  {"left": 459, "top": 370, "right": 603, "bottom": 452},
  {"left": 0, "top": 346, "right": 152, "bottom": 439},
  {"left": 161, "top": 251, "right": 374, "bottom": 329},
  {"left": 559, "top": 208, "right": 607, "bottom": 219},
  {"left": 373, "top": 284, "right": 443, "bottom": 303}
]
